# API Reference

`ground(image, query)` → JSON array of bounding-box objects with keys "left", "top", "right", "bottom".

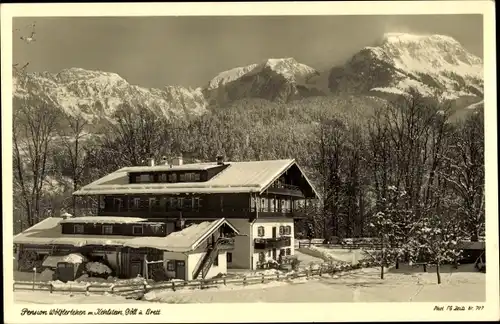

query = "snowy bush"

[{"left": 85, "top": 262, "right": 112, "bottom": 278}]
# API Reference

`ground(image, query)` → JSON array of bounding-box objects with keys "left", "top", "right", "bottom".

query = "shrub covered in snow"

[{"left": 85, "top": 262, "right": 112, "bottom": 278}]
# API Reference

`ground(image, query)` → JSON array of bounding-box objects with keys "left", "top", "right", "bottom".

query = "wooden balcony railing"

[{"left": 254, "top": 236, "right": 291, "bottom": 250}]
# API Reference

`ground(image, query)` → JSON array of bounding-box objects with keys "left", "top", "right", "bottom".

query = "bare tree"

[
  {"left": 440, "top": 110, "right": 485, "bottom": 241},
  {"left": 13, "top": 98, "right": 59, "bottom": 229},
  {"left": 57, "top": 112, "right": 89, "bottom": 215}
]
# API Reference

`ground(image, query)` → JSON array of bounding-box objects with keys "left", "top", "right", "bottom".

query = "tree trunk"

[
  {"left": 395, "top": 259, "right": 399, "bottom": 269},
  {"left": 380, "top": 265, "right": 384, "bottom": 279},
  {"left": 436, "top": 262, "right": 441, "bottom": 284}
]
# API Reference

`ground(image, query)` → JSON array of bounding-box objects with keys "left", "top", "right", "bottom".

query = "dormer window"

[
  {"left": 102, "top": 225, "right": 113, "bottom": 235},
  {"left": 168, "top": 173, "right": 177, "bottom": 183},
  {"left": 133, "top": 225, "right": 143, "bottom": 235}
]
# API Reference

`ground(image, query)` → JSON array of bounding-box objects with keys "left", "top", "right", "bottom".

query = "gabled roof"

[
  {"left": 73, "top": 159, "right": 320, "bottom": 198},
  {"left": 13, "top": 217, "right": 240, "bottom": 253}
]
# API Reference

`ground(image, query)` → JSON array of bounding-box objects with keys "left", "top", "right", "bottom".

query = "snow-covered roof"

[
  {"left": 73, "top": 159, "right": 320, "bottom": 198},
  {"left": 60, "top": 216, "right": 149, "bottom": 224},
  {"left": 42, "top": 253, "right": 87, "bottom": 267},
  {"left": 14, "top": 217, "right": 240, "bottom": 253}
]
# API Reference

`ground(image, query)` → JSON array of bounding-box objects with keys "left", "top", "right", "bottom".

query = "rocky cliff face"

[
  {"left": 13, "top": 33, "right": 483, "bottom": 121},
  {"left": 13, "top": 67, "right": 208, "bottom": 122},
  {"left": 313, "top": 33, "right": 483, "bottom": 105},
  {"left": 203, "top": 57, "right": 321, "bottom": 107}
]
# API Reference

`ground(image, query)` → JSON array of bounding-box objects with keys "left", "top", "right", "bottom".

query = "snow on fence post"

[
  {"left": 261, "top": 273, "right": 265, "bottom": 284},
  {"left": 319, "top": 267, "right": 322, "bottom": 277},
  {"left": 276, "top": 272, "right": 280, "bottom": 281},
  {"left": 243, "top": 277, "right": 247, "bottom": 286},
  {"left": 223, "top": 276, "right": 226, "bottom": 286},
  {"left": 32, "top": 267, "right": 36, "bottom": 291},
  {"left": 171, "top": 281, "right": 176, "bottom": 292}
]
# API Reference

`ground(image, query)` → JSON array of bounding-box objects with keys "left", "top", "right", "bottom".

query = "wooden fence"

[
  {"left": 13, "top": 262, "right": 374, "bottom": 297},
  {"left": 298, "top": 242, "right": 383, "bottom": 250}
]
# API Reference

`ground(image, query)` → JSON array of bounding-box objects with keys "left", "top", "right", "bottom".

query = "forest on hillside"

[{"left": 12, "top": 87, "right": 485, "bottom": 250}]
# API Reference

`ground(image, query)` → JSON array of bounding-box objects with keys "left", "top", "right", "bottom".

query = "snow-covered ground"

[
  {"left": 14, "top": 291, "right": 149, "bottom": 304},
  {"left": 295, "top": 250, "right": 325, "bottom": 265},
  {"left": 144, "top": 265, "right": 485, "bottom": 303},
  {"left": 14, "top": 265, "right": 484, "bottom": 304}
]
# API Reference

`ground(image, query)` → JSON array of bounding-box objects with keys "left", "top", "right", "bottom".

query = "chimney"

[
  {"left": 172, "top": 155, "right": 183, "bottom": 166},
  {"left": 149, "top": 158, "right": 156, "bottom": 167},
  {"left": 216, "top": 155, "right": 224, "bottom": 165}
]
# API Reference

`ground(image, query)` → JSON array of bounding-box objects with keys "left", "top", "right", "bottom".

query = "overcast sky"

[{"left": 13, "top": 15, "right": 483, "bottom": 89}]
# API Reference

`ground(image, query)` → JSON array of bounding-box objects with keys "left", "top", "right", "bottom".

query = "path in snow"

[{"left": 295, "top": 250, "right": 324, "bottom": 265}]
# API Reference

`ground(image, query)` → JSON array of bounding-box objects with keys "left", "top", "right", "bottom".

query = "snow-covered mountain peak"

[
  {"left": 262, "top": 57, "right": 318, "bottom": 80},
  {"left": 206, "top": 63, "right": 259, "bottom": 90},
  {"left": 379, "top": 32, "right": 460, "bottom": 46},
  {"left": 366, "top": 32, "right": 483, "bottom": 78}
]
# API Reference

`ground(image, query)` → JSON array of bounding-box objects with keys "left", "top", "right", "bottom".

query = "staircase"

[{"left": 193, "top": 238, "right": 229, "bottom": 280}]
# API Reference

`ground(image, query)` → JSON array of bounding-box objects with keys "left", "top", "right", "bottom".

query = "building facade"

[{"left": 14, "top": 157, "right": 320, "bottom": 280}]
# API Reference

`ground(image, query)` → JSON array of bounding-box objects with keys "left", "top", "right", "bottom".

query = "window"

[
  {"left": 267, "top": 250, "right": 271, "bottom": 257},
  {"left": 134, "top": 175, "right": 141, "bottom": 183},
  {"left": 279, "top": 226, "right": 284, "bottom": 235},
  {"left": 74, "top": 224, "right": 84, "bottom": 234},
  {"left": 160, "top": 173, "right": 167, "bottom": 182},
  {"left": 285, "top": 225, "right": 292, "bottom": 235},
  {"left": 170, "top": 197, "right": 177, "bottom": 210},
  {"left": 102, "top": 225, "right": 113, "bottom": 235},
  {"left": 150, "top": 224, "right": 162, "bottom": 234},
  {"left": 167, "top": 261, "right": 175, "bottom": 271},
  {"left": 149, "top": 197, "right": 157, "bottom": 209},
  {"left": 132, "top": 198, "right": 141, "bottom": 209},
  {"left": 261, "top": 198, "right": 268, "bottom": 212},
  {"left": 227, "top": 253, "right": 232, "bottom": 263},
  {"left": 251, "top": 197, "right": 256, "bottom": 211},
  {"left": 140, "top": 174, "right": 149, "bottom": 183},
  {"left": 183, "top": 197, "right": 191, "bottom": 209},
  {"left": 279, "top": 249, "right": 285, "bottom": 256},
  {"left": 286, "top": 248, "right": 291, "bottom": 256},
  {"left": 193, "top": 197, "right": 201, "bottom": 210},
  {"left": 114, "top": 198, "right": 122, "bottom": 210},
  {"left": 168, "top": 173, "right": 177, "bottom": 183},
  {"left": 178, "top": 197, "right": 184, "bottom": 209},
  {"left": 259, "top": 252, "right": 266, "bottom": 262},
  {"left": 194, "top": 173, "right": 201, "bottom": 181},
  {"left": 133, "top": 225, "right": 143, "bottom": 235},
  {"left": 213, "top": 254, "right": 219, "bottom": 266},
  {"left": 257, "top": 226, "right": 265, "bottom": 237},
  {"left": 179, "top": 173, "right": 186, "bottom": 182}
]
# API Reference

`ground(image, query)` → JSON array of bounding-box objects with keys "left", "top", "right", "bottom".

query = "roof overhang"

[{"left": 259, "top": 159, "right": 321, "bottom": 200}]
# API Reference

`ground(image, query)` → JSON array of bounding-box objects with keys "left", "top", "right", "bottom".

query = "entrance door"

[
  {"left": 130, "top": 261, "right": 142, "bottom": 278},
  {"left": 272, "top": 227, "right": 277, "bottom": 238},
  {"left": 175, "top": 260, "right": 186, "bottom": 280},
  {"left": 272, "top": 248, "right": 277, "bottom": 260}
]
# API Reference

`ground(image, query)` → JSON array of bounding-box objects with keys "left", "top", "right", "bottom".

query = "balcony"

[
  {"left": 254, "top": 236, "right": 291, "bottom": 250},
  {"left": 216, "top": 237, "right": 235, "bottom": 251},
  {"left": 267, "top": 183, "right": 304, "bottom": 197}
]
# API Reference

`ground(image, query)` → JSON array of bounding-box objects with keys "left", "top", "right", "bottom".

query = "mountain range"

[{"left": 13, "top": 32, "right": 484, "bottom": 122}]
